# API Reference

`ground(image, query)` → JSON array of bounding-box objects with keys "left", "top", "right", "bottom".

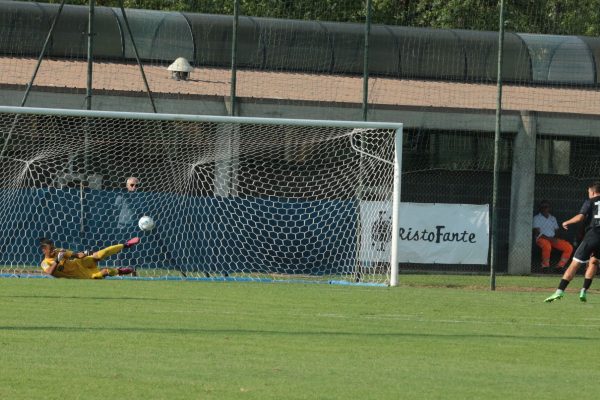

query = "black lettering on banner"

[{"left": 396, "top": 225, "right": 478, "bottom": 244}]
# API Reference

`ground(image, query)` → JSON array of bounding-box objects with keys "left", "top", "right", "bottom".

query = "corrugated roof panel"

[
  {"left": 390, "top": 26, "right": 466, "bottom": 80},
  {"left": 368, "top": 25, "right": 400, "bottom": 76},
  {"left": 454, "top": 30, "right": 531, "bottom": 83},
  {"left": 0, "top": 1, "right": 48, "bottom": 56},
  {"left": 578, "top": 36, "right": 600, "bottom": 84},
  {"left": 36, "top": 2, "right": 122, "bottom": 58},
  {"left": 259, "top": 18, "right": 331, "bottom": 73},
  {"left": 0, "top": 1, "right": 596, "bottom": 86},
  {"left": 184, "top": 13, "right": 262, "bottom": 68},
  {"left": 115, "top": 8, "right": 193, "bottom": 62},
  {"left": 517, "top": 33, "right": 594, "bottom": 84}
]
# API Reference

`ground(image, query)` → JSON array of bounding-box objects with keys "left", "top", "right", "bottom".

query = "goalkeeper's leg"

[
  {"left": 91, "top": 267, "right": 135, "bottom": 279},
  {"left": 92, "top": 238, "right": 140, "bottom": 261}
]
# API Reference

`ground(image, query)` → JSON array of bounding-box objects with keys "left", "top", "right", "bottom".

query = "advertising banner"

[{"left": 361, "top": 202, "right": 490, "bottom": 264}]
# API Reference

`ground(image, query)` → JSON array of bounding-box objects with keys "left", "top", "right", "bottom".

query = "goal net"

[{"left": 0, "top": 106, "right": 402, "bottom": 285}]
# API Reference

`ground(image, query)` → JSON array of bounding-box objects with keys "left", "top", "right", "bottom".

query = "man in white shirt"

[{"left": 533, "top": 200, "right": 573, "bottom": 271}]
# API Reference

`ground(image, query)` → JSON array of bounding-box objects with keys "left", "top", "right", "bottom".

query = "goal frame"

[{"left": 0, "top": 105, "right": 403, "bottom": 286}]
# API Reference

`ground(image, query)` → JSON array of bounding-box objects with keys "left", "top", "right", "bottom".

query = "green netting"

[{"left": 1, "top": 0, "right": 599, "bottom": 277}]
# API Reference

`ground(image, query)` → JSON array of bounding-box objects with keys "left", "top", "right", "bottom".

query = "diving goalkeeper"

[{"left": 39, "top": 237, "right": 140, "bottom": 279}]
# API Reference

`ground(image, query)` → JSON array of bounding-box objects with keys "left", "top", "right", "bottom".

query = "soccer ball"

[{"left": 138, "top": 216, "right": 155, "bottom": 231}]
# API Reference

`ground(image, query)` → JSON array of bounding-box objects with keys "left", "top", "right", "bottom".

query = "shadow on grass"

[
  {"left": 0, "top": 325, "right": 595, "bottom": 341},
  {"left": 0, "top": 294, "right": 189, "bottom": 301}
]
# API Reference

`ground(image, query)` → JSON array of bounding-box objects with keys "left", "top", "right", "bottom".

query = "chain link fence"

[{"left": 1, "top": 0, "right": 599, "bottom": 275}]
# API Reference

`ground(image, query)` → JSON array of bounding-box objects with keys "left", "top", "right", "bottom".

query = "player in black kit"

[{"left": 545, "top": 182, "right": 600, "bottom": 302}]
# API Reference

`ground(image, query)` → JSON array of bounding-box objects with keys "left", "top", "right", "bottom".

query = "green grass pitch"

[{"left": 1, "top": 275, "right": 599, "bottom": 399}]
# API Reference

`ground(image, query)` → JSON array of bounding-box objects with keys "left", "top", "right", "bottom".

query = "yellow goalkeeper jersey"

[{"left": 40, "top": 249, "right": 100, "bottom": 279}]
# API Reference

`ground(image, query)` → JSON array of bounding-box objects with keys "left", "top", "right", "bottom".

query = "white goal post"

[{"left": 0, "top": 106, "right": 402, "bottom": 286}]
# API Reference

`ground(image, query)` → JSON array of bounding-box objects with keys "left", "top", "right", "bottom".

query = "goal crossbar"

[{"left": 0, "top": 106, "right": 403, "bottom": 130}]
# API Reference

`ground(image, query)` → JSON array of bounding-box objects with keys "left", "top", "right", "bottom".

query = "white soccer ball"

[{"left": 138, "top": 216, "right": 155, "bottom": 231}]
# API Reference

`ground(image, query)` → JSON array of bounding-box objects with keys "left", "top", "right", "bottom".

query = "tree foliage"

[{"left": 22, "top": 0, "right": 600, "bottom": 36}]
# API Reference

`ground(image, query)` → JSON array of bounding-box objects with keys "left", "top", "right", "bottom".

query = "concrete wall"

[{"left": 6, "top": 87, "right": 598, "bottom": 136}]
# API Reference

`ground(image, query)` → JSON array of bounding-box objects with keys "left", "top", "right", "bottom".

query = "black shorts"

[{"left": 573, "top": 228, "right": 600, "bottom": 263}]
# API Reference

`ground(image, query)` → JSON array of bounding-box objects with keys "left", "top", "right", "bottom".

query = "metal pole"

[
  {"left": 119, "top": 0, "right": 157, "bottom": 113},
  {"left": 362, "top": 0, "right": 372, "bottom": 122},
  {"left": 82, "top": 0, "right": 95, "bottom": 238},
  {"left": 389, "top": 127, "right": 403, "bottom": 287},
  {"left": 229, "top": 0, "right": 240, "bottom": 117},
  {"left": 356, "top": 1, "right": 373, "bottom": 280},
  {"left": 491, "top": 0, "right": 505, "bottom": 291},
  {"left": 86, "top": 0, "right": 95, "bottom": 110}
]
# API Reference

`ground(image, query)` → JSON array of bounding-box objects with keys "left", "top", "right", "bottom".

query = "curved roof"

[
  {"left": 1, "top": 1, "right": 599, "bottom": 86},
  {"left": 516, "top": 33, "right": 596, "bottom": 84}
]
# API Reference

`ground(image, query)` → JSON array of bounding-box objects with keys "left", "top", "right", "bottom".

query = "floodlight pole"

[{"left": 491, "top": 0, "right": 506, "bottom": 291}]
